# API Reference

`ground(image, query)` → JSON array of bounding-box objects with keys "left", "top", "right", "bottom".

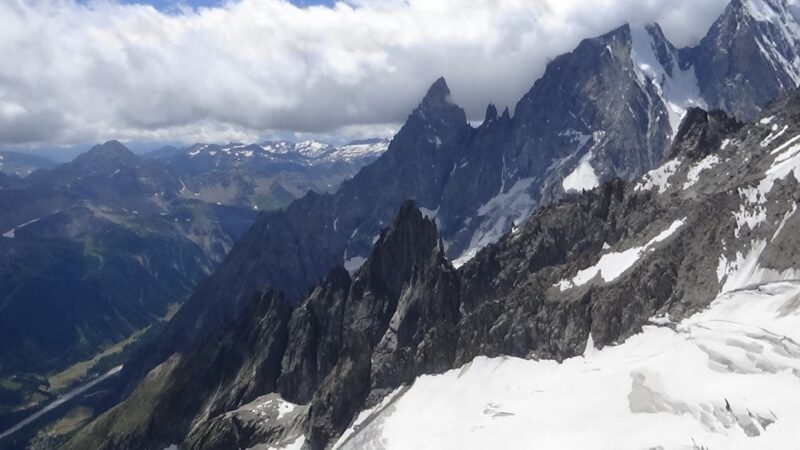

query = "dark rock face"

[
  {"left": 669, "top": 107, "right": 744, "bottom": 160},
  {"left": 277, "top": 267, "right": 351, "bottom": 404},
  {"left": 61, "top": 290, "right": 293, "bottom": 450},
  {"left": 308, "top": 201, "right": 460, "bottom": 448},
  {"left": 184, "top": 394, "right": 308, "bottom": 450}
]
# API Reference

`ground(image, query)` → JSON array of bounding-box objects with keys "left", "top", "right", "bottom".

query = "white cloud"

[{"left": 0, "top": 0, "right": 733, "bottom": 148}]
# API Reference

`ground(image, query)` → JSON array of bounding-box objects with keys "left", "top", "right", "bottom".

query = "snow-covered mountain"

[
  {"left": 335, "top": 282, "right": 800, "bottom": 449},
  {"left": 178, "top": 138, "right": 389, "bottom": 167},
  {"left": 65, "top": 88, "right": 800, "bottom": 449},
  {"left": 690, "top": 0, "right": 800, "bottom": 120},
  {"left": 156, "top": 139, "right": 389, "bottom": 211}
]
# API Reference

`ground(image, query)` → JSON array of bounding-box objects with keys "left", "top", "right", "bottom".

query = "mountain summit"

[
  {"left": 691, "top": 0, "right": 800, "bottom": 119},
  {"left": 70, "top": 140, "right": 141, "bottom": 173}
]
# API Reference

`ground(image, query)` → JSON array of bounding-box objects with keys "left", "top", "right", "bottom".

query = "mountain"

[
  {"left": 689, "top": 0, "right": 800, "bottom": 120},
  {"left": 160, "top": 139, "right": 389, "bottom": 211},
  {"left": 65, "top": 86, "right": 800, "bottom": 449},
  {"left": 107, "top": 0, "right": 800, "bottom": 401},
  {"left": 140, "top": 145, "right": 183, "bottom": 161},
  {"left": 0, "top": 133, "right": 386, "bottom": 425},
  {"left": 0, "top": 141, "right": 258, "bottom": 429},
  {"left": 0, "top": 152, "right": 56, "bottom": 177}
]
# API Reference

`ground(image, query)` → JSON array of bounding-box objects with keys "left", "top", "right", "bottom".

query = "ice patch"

[
  {"left": 716, "top": 237, "right": 800, "bottom": 294},
  {"left": 648, "top": 314, "right": 672, "bottom": 326},
  {"left": 558, "top": 219, "right": 686, "bottom": 290},
  {"left": 429, "top": 136, "right": 443, "bottom": 148},
  {"left": 683, "top": 154, "right": 720, "bottom": 189},
  {"left": 558, "top": 129, "right": 591, "bottom": 150},
  {"left": 419, "top": 207, "right": 439, "bottom": 220},
  {"left": 635, "top": 160, "right": 681, "bottom": 193},
  {"left": 247, "top": 397, "right": 297, "bottom": 421},
  {"left": 717, "top": 240, "right": 768, "bottom": 292},
  {"left": 344, "top": 256, "right": 366, "bottom": 274},
  {"left": 333, "top": 140, "right": 389, "bottom": 161},
  {"left": 769, "top": 134, "right": 800, "bottom": 155},
  {"left": 452, "top": 247, "right": 479, "bottom": 269},
  {"left": 455, "top": 178, "right": 537, "bottom": 268},
  {"left": 733, "top": 204, "right": 767, "bottom": 238},
  {"left": 761, "top": 124, "right": 788, "bottom": 148},
  {"left": 732, "top": 134, "right": 800, "bottom": 218},
  {"left": 562, "top": 151, "right": 599, "bottom": 193}
]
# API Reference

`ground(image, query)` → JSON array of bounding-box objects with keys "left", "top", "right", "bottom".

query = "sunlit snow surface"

[
  {"left": 557, "top": 219, "right": 685, "bottom": 291},
  {"left": 335, "top": 281, "right": 800, "bottom": 450},
  {"left": 453, "top": 178, "right": 537, "bottom": 268},
  {"left": 635, "top": 159, "right": 681, "bottom": 193},
  {"left": 562, "top": 151, "right": 599, "bottom": 193},
  {"left": 629, "top": 26, "right": 706, "bottom": 138}
]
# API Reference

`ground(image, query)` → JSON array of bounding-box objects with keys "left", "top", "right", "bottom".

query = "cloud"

[{"left": 0, "top": 0, "right": 733, "bottom": 148}]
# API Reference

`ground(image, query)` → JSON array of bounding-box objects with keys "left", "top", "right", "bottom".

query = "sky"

[
  {"left": 117, "top": 0, "right": 337, "bottom": 10},
  {"left": 0, "top": 0, "right": 737, "bottom": 152}
]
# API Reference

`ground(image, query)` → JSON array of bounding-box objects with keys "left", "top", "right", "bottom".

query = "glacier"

[{"left": 334, "top": 281, "right": 800, "bottom": 450}]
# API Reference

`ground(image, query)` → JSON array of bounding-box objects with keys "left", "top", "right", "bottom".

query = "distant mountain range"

[
  {"left": 0, "top": 138, "right": 384, "bottom": 437},
  {"left": 156, "top": 139, "right": 389, "bottom": 211},
  {"left": 0, "top": 152, "right": 56, "bottom": 177}
]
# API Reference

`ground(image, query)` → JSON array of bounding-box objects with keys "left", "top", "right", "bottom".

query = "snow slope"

[
  {"left": 630, "top": 25, "right": 706, "bottom": 137},
  {"left": 185, "top": 139, "right": 390, "bottom": 165},
  {"left": 556, "top": 218, "right": 686, "bottom": 291},
  {"left": 335, "top": 281, "right": 800, "bottom": 450}
]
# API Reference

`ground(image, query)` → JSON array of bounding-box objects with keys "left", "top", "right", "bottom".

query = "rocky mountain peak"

[
  {"left": 692, "top": 0, "right": 800, "bottom": 120},
  {"left": 636, "top": 22, "right": 677, "bottom": 75},
  {"left": 360, "top": 200, "right": 442, "bottom": 290},
  {"left": 484, "top": 103, "right": 499, "bottom": 124},
  {"left": 411, "top": 77, "right": 466, "bottom": 128},
  {"left": 669, "top": 107, "right": 743, "bottom": 160},
  {"left": 422, "top": 76, "right": 451, "bottom": 104},
  {"left": 730, "top": 0, "right": 792, "bottom": 17},
  {"left": 72, "top": 140, "right": 141, "bottom": 173}
]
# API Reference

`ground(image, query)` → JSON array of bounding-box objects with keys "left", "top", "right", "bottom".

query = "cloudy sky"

[{"left": 1, "top": 0, "right": 735, "bottom": 152}]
